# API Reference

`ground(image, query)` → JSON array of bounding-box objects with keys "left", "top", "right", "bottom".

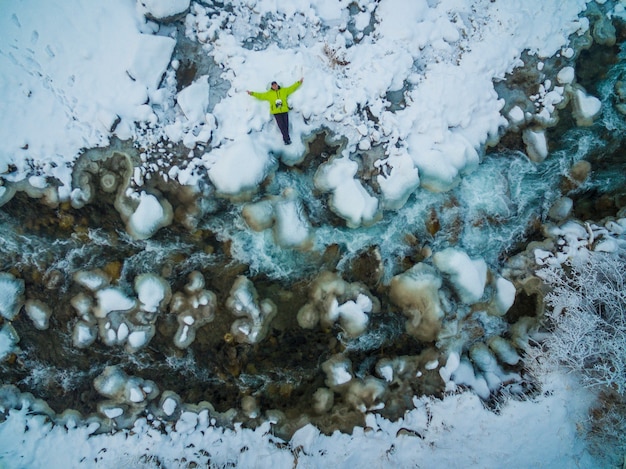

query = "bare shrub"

[
  {"left": 537, "top": 251, "right": 626, "bottom": 394},
  {"left": 323, "top": 44, "right": 349, "bottom": 68},
  {"left": 536, "top": 250, "right": 626, "bottom": 465}
]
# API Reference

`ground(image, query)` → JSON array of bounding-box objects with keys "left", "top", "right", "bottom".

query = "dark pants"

[{"left": 274, "top": 112, "right": 290, "bottom": 143}]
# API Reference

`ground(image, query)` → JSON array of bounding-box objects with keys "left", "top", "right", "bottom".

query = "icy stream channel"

[{"left": 1, "top": 0, "right": 626, "bottom": 443}]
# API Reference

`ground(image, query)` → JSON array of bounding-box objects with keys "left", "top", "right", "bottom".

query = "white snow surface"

[
  {"left": 0, "top": 371, "right": 600, "bottom": 468},
  {"left": 0, "top": 0, "right": 590, "bottom": 206},
  {"left": 175, "top": 76, "right": 210, "bottom": 123},
  {"left": 138, "top": 0, "right": 190, "bottom": 20}
]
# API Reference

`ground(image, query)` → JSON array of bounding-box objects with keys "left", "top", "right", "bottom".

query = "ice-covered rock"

[
  {"left": 24, "top": 300, "right": 52, "bottom": 330},
  {"left": 72, "top": 320, "right": 97, "bottom": 349},
  {"left": 272, "top": 189, "right": 314, "bottom": 250},
  {"left": 175, "top": 411, "right": 199, "bottom": 434},
  {"left": 241, "top": 199, "right": 275, "bottom": 232},
  {"left": 407, "top": 133, "right": 480, "bottom": 193},
  {"left": 321, "top": 354, "right": 353, "bottom": 390},
  {"left": 0, "top": 182, "right": 16, "bottom": 207},
  {"left": 242, "top": 188, "right": 313, "bottom": 250},
  {"left": 389, "top": 263, "right": 444, "bottom": 342},
  {"left": 125, "top": 191, "right": 174, "bottom": 240},
  {"left": 99, "top": 313, "right": 131, "bottom": 347},
  {"left": 126, "top": 34, "right": 175, "bottom": 93},
  {"left": 170, "top": 271, "right": 217, "bottom": 349},
  {"left": 97, "top": 402, "right": 126, "bottom": 420},
  {"left": 522, "top": 128, "right": 548, "bottom": 163},
  {"left": 0, "top": 273, "right": 25, "bottom": 321},
  {"left": 548, "top": 196, "right": 573, "bottom": 221},
  {"left": 507, "top": 105, "right": 526, "bottom": 126},
  {"left": 311, "top": 387, "right": 334, "bottom": 415},
  {"left": 94, "top": 366, "right": 159, "bottom": 409},
  {"left": 241, "top": 395, "right": 260, "bottom": 419},
  {"left": 333, "top": 294, "right": 374, "bottom": 338},
  {"left": 176, "top": 76, "right": 210, "bottom": 123},
  {"left": 226, "top": 276, "right": 276, "bottom": 345},
  {"left": 73, "top": 269, "right": 111, "bottom": 292},
  {"left": 0, "top": 323, "right": 20, "bottom": 361},
  {"left": 345, "top": 376, "right": 386, "bottom": 413},
  {"left": 134, "top": 274, "right": 171, "bottom": 314},
  {"left": 488, "top": 336, "right": 521, "bottom": 366},
  {"left": 314, "top": 155, "right": 380, "bottom": 228},
  {"left": 94, "top": 366, "right": 129, "bottom": 401},
  {"left": 375, "top": 149, "right": 420, "bottom": 210},
  {"left": 490, "top": 276, "right": 516, "bottom": 317},
  {"left": 450, "top": 356, "right": 490, "bottom": 400},
  {"left": 570, "top": 85, "right": 602, "bottom": 126},
  {"left": 556, "top": 66, "right": 575, "bottom": 85},
  {"left": 432, "top": 248, "right": 487, "bottom": 304},
  {"left": 126, "top": 328, "right": 152, "bottom": 353},
  {"left": 470, "top": 342, "right": 520, "bottom": 392},
  {"left": 204, "top": 136, "right": 277, "bottom": 201},
  {"left": 296, "top": 271, "right": 380, "bottom": 338},
  {"left": 94, "top": 287, "right": 137, "bottom": 319},
  {"left": 158, "top": 391, "right": 182, "bottom": 419}
]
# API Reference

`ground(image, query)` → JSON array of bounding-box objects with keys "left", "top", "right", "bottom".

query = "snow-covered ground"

[
  {"left": 0, "top": 0, "right": 593, "bottom": 211},
  {"left": 0, "top": 371, "right": 599, "bottom": 468},
  {"left": 1, "top": 0, "right": 624, "bottom": 467}
]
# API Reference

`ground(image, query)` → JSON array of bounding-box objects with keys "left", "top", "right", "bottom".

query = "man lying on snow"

[{"left": 247, "top": 78, "right": 303, "bottom": 145}]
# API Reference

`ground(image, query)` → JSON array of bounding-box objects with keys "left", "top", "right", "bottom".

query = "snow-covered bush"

[{"left": 537, "top": 252, "right": 626, "bottom": 394}]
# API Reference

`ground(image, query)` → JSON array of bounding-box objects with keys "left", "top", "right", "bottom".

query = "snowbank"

[
  {"left": 0, "top": 371, "right": 600, "bottom": 468},
  {"left": 0, "top": 0, "right": 176, "bottom": 195},
  {"left": 1, "top": 0, "right": 591, "bottom": 209}
]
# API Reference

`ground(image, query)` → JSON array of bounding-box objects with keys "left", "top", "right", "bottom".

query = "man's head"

[{"left": 271, "top": 81, "right": 279, "bottom": 90}]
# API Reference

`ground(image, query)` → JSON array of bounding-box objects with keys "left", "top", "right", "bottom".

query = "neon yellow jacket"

[{"left": 250, "top": 81, "right": 302, "bottom": 114}]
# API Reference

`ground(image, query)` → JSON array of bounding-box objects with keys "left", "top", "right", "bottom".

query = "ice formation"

[
  {"left": 0, "top": 273, "right": 25, "bottom": 321},
  {"left": 69, "top": 270, "right": 173, "bottom": 352},
  {"left": 491, "top": 276, "right": 516, "bottom": 317},
  {"left": 242, "top": 188, "right": 313, "bottom": 250},
  {"left": 226, "top": 276, "right": 277, "bottom": 344},
  {"left": 297, "top": 271, "right": 380, "bottom": 338},
  {"left": 94, "top": 366, "right": 160, "bottom": 427},
  {"left": 321, "top": 354, "right": 354, "bottom": 391},
  {"left": 314, "top": 155, "right": 380, "bottom": 228},
  {"left": 135, "top": 273, "right": 171, "bottom": 314},
  {"left": 389, "top": 263, "right": 444, "bottom": 342},
  {"left": 125, "top": 191, "right": 174, "bottom": 240},
  {"left": 170, "top": 271, "right": 217, "bottom": 349},
  {"left": 432, "top": 248, "right": 487, "bottom": 305},
  {"left": 0, "top": 323, "right": 20, "bottom": 361},
  {"left": 571, "top": 85, "right": 603, "bottom": 126},
  {"left": 204, "top": 137, "right": 277, "bottom": 200},
  {"left": 24, "top": 300, "right": 52, "bottom": 330}
]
